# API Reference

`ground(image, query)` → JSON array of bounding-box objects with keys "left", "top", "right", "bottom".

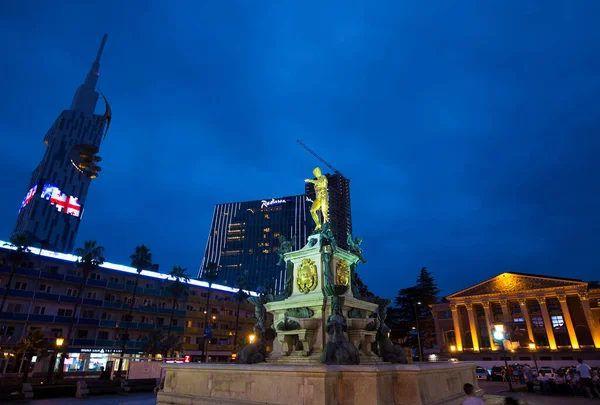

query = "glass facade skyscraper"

[{"left": 199, "top": 195, "right": 311, "bottom": 292}]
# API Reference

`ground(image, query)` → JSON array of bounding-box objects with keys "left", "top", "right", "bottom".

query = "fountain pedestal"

[{"left": 157, "top": 362, "right": 482, "bottom": 405}]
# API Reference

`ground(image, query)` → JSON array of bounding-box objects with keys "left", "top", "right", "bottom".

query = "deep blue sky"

[{"left": 1, "top": 1, "right": 599, "bottom": 300}]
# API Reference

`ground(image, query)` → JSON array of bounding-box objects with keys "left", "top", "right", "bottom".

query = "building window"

[
  {"left": 528, "top": 301, "right": 541, "bottom": 313},
  {"left": 38, "top": 284, "right": 51, "bottom": 293},
  {"left": 186, "top": 320, "right": 192, "bottom": 327},
  {"left": 101, "top": 312, "right": 112, "bottom": 320},
  {"left": 57, "top": 309, "right": 73, "bottom": 317},
  {"left": 510, "top": 302, "right": 521, "bottom": 315},
  {"left": 14, "top": 282, "right": 27, "bottom": 290},
  {"left": 87, "top": 292, "right": 97, "bottom": 299},
  {"left": 531, "top": 316, "right": 544, "bottom": 328},
  {"left": 1, "top": 326, "right": 15, "bottom": 336},
  {"left": 547, "top": 298, "right": 561, "bottom": 313},
  {"left": 82, "top": 310, "right": 95, "bottom": 319},
  {"left": 77, "top": 330, "right": 89, "bottom": 339},
  {"left": 513, "top": 317, "right": 525, "bottom": 323},
  {"left": 7, "top": 303, "right": 22, "bottom": 313},
  {"left": 33, "top": 306, "right": 46, "bottom": 315},
  {"left": 551, "top": 315, "right": 565, "bottom": 330},
  {"left": 97, "top": 331, "right": 109, "bottom": 340},
  {"left": 446, "top": 331, "right": 456, "bottom": 345},
  {"left": 184, "top": 336, "right": 191, "bottom": 344},
  {"left": 109, "top": 276, "right": 119, "bottom": 283},
  {"left": 67, "top": 288, "right": 78, "bottom": 297}
]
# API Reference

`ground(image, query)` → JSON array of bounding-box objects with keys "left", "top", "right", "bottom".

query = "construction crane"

[{"left": 296, "top": 140, "right": 345, "bottom": 177}]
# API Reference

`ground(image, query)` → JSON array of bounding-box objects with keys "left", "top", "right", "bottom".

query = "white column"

[
  {"left": 557, "top": 294, "right": 580, "bottom": 350},
  {"left": 537, "top": 297, "right": 557, "bottom": 350},
  {"left": 518, "top": 298, "right": 536, "bottom": 345},
  {"left": 449, "top": 304, "right": 463, "bottom": 352},
  {"left": 579, "top": 293, "right": 600, "bottom": 349},
  {"left": 481, "top": 301, "right": 496, "bottom": 350},
  {"left": 465, "top": 303, "right": 480, "bottom": 352}
]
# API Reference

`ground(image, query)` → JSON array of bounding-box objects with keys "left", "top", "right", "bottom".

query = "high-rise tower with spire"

[{"left": 14, "top": 34, "right": 112, "bottom": 253}]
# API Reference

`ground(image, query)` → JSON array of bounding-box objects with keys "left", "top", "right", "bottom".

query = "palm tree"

[
  {"left": 57, "top": 240, "right": 105, "bottom": 378},
  {"left": 14, "top": 329, "right": 46, "bottom": 382},
  {"left": 116, "top": 245, "right": 153, "bottom": 377},
  {"left": 167, "top": 266, "right": 190, "bottom": 337},
  {"left": 142, "top": 330, "right": 166, "bottom": 358},
  {"left": 199, "top": 262, "right": 219, "bottom": 362},
  {"left": 1, "top": 233, "right": 31, "bottom": 313},
  {"left": 232, "top": 277, "right": 249, "bottom": 354}
]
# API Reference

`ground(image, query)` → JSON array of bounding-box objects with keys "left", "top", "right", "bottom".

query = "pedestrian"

[
  {"left": 462, "top": 383, "right": 484, "bottom": 405},
  {"left": 523, "top": 365, "right": 534, "bottom": 392},
  {"left": 576, "top": 357, "right": 600, "bottom": 398}
]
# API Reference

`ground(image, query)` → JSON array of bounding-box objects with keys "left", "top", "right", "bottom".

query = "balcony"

[
  {"left": 95, "top": 339, "right": 116, "bottom": 347},
  {"left": 65, "top": 275, "right": 83, "bottom": 284},
  {"left": 40, "top": 271, "right": 65, "bottom": 281},
  {"left": 54, "top": 316, "right": 72, "bottom": 323},
  {"left": 0, "top": 288, "right": 35, "bottom": 299},
  {"left": 58, "top": 295, "right": 77, "bottom": 303},
  {"left": 34, "top": 292, "right": 60, "bottom": 302},
  {"left": 0, "top": 312, "right": 28, "bottom": 321},
  {"left": 82, "top": 298, "right": 103, "bottom": 307},
  {"left": 73, "top": 339, "right": 95, "bottom": 346},
  {"left": 99, "top": 319, "right": 117, "bottom": 328},
  {"left": 27, "top": 314, "right": 54, "bottom": 322},
  {"left": 87, "top": 279, "right": 107, "bottom": 288},
  {"left": 107, "top": 282, "right": 126, "bottom": 291},
  {"left": 78, "top": 318, "right": 100, "bottom": 326}
]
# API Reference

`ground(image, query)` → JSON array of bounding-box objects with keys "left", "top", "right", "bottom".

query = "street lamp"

[
  {"left": 46, "top": 337, "right": 64, "bottom": 383},
  {"left": 493, "top": 323, "right": 512, "bottom": 392},
  {"left": 529, "top": 341, "right": 539, "bottom": 371},
  {"left": 414, "top": 301, "right": 423, "bottom": 363},
  {"left": 249, "top": 334, "right": 256, "bottom": 344}
]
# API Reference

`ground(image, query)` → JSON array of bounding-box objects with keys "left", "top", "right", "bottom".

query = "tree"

[
  {"left": 142, "top": 330, "right": 166, "bottom": 358},
  {"left": 116, "top": 245, "right": 153, "bottom": 377},
  {"left": 1, "top": 233, "right": 31, "bottom": 313},
  {"left": 354, "top": 270, "right": 374, "bottom": 297},
  {"left": 387, "top": 267, "right": 440, "bottom": 356},
  {"left": 14, "top": 328, "right": 46, "bottom": 382},
  {"left": 57, "top": 240, "right": 105, "bottom": 378},
  {"left": 232, "top": 277, "right": 249, "bottom": 354},
  {"left": 167, "top": 266, "right": 190, "bottom": 337},
  {"left": 199, "top": 262, "right": 219, "bottom": 362}
]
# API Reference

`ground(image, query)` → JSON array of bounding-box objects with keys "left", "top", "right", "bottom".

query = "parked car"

[
  {"left": 538, "top": 366, "right": 555, "bottom": 379},
  {"left": 490, "top": 366, "right": 505, "bottom": 381},
  {"left": 476, "top": 366, "right": 490, "bottom": 380}
]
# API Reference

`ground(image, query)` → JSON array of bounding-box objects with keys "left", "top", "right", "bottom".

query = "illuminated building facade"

[
  {"left": 432, "top": 272, "right": 600, "bottom": 361},
  {"left": 14, "top": 35, "right": 112, "bottom": 253},
  {"left": 199, "top": 195, "right": 311, "bottom": 292},
  {"left": 304, "top": 173, "right": 352, "bottom": 250},
  {"left": 0, "top": 241, "right": 256, "bottom": 373}
]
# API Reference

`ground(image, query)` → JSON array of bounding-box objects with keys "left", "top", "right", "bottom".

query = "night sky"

[{"left": 1, "top": 2, "right": 599, "bottom": 300}]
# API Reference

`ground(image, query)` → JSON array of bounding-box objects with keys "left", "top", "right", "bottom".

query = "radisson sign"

[{"left": 261, "top": 198, "right": 287, "bottom": 208}]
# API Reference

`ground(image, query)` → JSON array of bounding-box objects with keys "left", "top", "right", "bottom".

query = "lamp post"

[
  {"left": 493, "top": 324, "right": 512, "bottom": 392},
  {"left": 414, "top": 301, "right": 423, "bottom": 362},
  {"left": 249, "top": 334, "right": 256, "bottom": 344},
  {"left": 529, "top": 341, "right": 539, "bottom": 371},
  {"left": 46, "top": 337, "right": 64, "bottom": 383}
]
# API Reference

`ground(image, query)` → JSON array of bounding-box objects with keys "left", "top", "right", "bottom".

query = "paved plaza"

[
  {"left": 480, "top": 380, "right": 598, "bottom": 404},
  {"left": 27, "top": 392, "right": 155, "bottom": 405}
]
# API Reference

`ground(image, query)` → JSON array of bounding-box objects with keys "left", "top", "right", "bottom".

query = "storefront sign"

[{"left": 261, "top": 198, "right": 287, "bottom": 208}]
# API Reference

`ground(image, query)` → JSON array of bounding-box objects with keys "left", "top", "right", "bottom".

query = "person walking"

[
  {"left": 523, "top": 365, "right": 534, "bottom": 392},
  {"left": 576, "top": 357, "right": 600, "bottom": 398}
]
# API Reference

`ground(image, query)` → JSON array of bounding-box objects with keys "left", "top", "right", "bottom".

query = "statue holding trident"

[{"left": 305, "top": 167, "right": 329, "bottom": 231}]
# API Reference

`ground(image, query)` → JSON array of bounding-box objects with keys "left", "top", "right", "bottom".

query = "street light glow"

[
  {"left": 56, "top": 337, "right": 65, "bottom": 346},
  {"left": 249, "top": 334, "right": 256, "bottom": 343}
]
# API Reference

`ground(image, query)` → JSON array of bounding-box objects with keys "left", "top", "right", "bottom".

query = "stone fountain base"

[{"left": 157, "top": 362, "right": 481, "bottom": 405}]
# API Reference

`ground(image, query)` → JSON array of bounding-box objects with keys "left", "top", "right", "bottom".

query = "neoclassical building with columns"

[{"left": 432, "top": 272, "right": 600, "bottom": 361}]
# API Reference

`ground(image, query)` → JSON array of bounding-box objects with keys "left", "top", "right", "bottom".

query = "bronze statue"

[
  {"left": 276, "top": 235, "right": 293, "bottom": 266},
  {"left": 347, "top": 232, "right": 367, "bottom": 264},
  {"left": 305, "top": 167, "right": 329, "bottom": 231}
]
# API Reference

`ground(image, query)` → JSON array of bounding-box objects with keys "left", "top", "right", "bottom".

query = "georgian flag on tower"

[
  {"left": 19, "top": 184, "right": 38, "bottom": 211},
  {"left": 41, "top": 183, "right": 81, "bottom": 217}
]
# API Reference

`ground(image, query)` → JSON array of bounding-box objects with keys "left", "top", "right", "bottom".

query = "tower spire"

[
  {"left": 95, "top": 34, "right": 108, "bottom": 64},
  {"left": 70, "top": 34, "right": 108, "bottom": 114}
]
